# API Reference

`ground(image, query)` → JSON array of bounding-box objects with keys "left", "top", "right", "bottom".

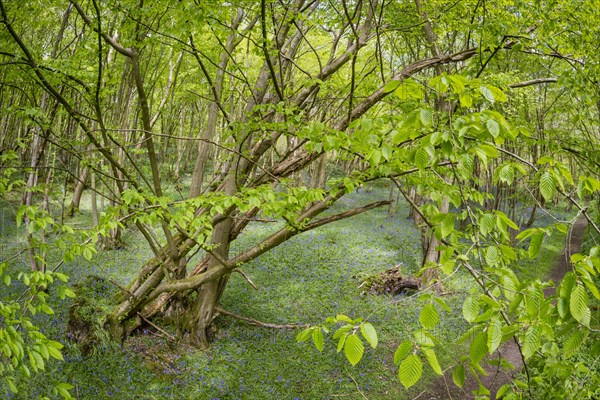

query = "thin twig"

[
  {"left": 233, "top": 268, "right": 258, "bottom": 290},
  {"left": 137, "top": 312, "right": 177, "bottom": 342},
  {"left": 215, "top": 306, "right": 308, "bottom": 329}
]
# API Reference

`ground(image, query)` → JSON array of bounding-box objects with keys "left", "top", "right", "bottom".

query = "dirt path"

[{"left": 423, "top": 216, "right": 589, "bottom": 400}]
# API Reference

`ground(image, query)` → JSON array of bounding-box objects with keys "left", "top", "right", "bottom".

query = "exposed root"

[{"left": 357, "top": 265, "right": 420, "bottom": 296}]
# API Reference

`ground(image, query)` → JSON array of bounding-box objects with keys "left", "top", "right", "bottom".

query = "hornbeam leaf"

[
  {"left": 486, "top": 119, "right": 500, "bottom": 138},
  {"left": 399, "top": 354, "right": 423, "bottom": 389},
  {"left": 344, "top": 334, "right": 364, "bottom": 366},
  {"left": 480, "top": 86, "right": 495, "bottom": 103},
  {"left": 569, "top": 284, "right": 589, "bottom": 324},
  {"left": 422, "top": 347, "right": 442, "bottom": 375},
  {"left": 312, "top": 328, "right": 324, "bottom": 352},
  {"left": 470, "top": 332, "right": 488, "bottom": 364},
  {"left": 528, "top": 231, "right": 544, "bottom": 258},
  {"left": 563, "top": 329, "right": 585, "bottom": 357},
  {"left": 487, "top": 318, "right": 503, "bottom": 354},
  {"left": 394, "top": 340, "right": 413, "bottom": 365},
  {"left": 463, "top": 296, "right": 480, "bottom": 323},
  {"left": 563, "top": 330, "right": 584, "bottom": 357},
  {"left": 383, "top": 80, "right": 401, "bottom": 93},
  {"left": 452, "top": 365, "right": 465, "bottom": 388},
  {"left": 419, "top": 304, "right": 439, "bottom": 330},
  {"left": 522, "top": 325, "right": 541, "bottom": 359},
  {"left": 360, "top": 322, "right": 378, "bottom": 349},
  {"left": 539, "top": 171, "right": 556, "bottom": 202}
]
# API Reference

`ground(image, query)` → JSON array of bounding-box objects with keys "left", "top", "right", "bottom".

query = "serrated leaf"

[
  {"left": 452, "top": 365, "right": 465, "bottom": 388},
  {"left": 383, "top": 80, "right": 401, "bottom": 93},
  {"left": 420, "top": 108, "right": 433, "bottom": 126},
  {"left": 487, "top": 318, "right": 502, "bottom": 354},
  {"left": 312, "top": 328, "right": 324, "bottom": 352},
  {"left": 528, "top": 231, "right": 544, "bottom": 258},
  {"left": 434, "top": 297, "right": 452, "bottom": 313},
  {"left": 413, "top": 330, "right": 435, "bottom": 347},
  {"left": 486, "top": 119, "right": 500, "bottom": 137},
  {"left": 522, "top": 325, "right": 541, "bottom": 359},
  {"left": 337, "top": 333, "right": 348, "bottom": 353},
  {"left": 419, "top": 304, "right": 439, "bottom": 330},
  {"left": 470, "top": 332, "right": 488, "bottom": 364},
  {"left": 394, "top": 340, "right": 413, "bottom": 365},
  {"left": 462, "top": 296, "right": 480, "bottom": 323},
  {"left": 399, "top": 354, "right": 423, "bottom": 389},
  {"left": 344, "top": 334, "right": 364, "bottom": 366},
  {"left": 480, "top": 86, "right": 495, "bottom": 103},
  {"left": 415, "top": 147, "right": 429, "bottom": 170},
  {"left": 485, "top": 246, "right": 501, "bottom": 266},
  {"left": 496, "top": 383, "right": 511, "bottom": 398},
  {"left": 360, "top": 322, "right": 378, "bottom": 349},
  {"left": 570, "top": 284, "right": 589, "bottom": 323},
  {"left": 296, "top": 328, "right": 312, "bottom": 342},
  {"left": 47, "top": 346, "right": 63, "bottom": 361},
  {"left": 422, "top": 347, "right": 442, "bottom": 375},
  {"left": 480, "top": 213, "right": 495, "bottom": 237},
  {"left": 563, "top": 330, "right": 584, "bottom": 357},
  {"left": 459, "top": 93, "right": 473, "bottom": 107},
  {"left": 498, "top": 164, "right": 514, "bottom": 185},
  {"left": 488, "top": 85, "right": 507, "bottom": 102},
  {"left": 539, "top": 171, "right": 555, "bottom": 202}
]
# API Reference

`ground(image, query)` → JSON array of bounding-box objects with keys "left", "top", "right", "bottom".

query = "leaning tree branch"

[{"left": 509, "top": 78, "right": 558, "bottom": 88}]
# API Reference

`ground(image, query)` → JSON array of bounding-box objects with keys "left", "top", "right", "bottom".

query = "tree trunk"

[{"left": 69, "top": 165, "right": 89, "bottom": 216}]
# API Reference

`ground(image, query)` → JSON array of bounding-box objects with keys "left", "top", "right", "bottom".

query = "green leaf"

[
  {"left": 399, "top": 354, "right": 423, "bottom": 389},
  {"left": 47, "top": 346, "right": 63, "bottom": 361},
  {"left": 344, "top": 334, "right": 364, "bottom": 366},
  {"left": 419, "top": 304, "right": 439, "bottom": 330},
  {"left": 360, "top": 322, "right": 378, "bottom": 349},
  {"left": 496, "top": 383, "right": 511, "bottom": 398},
  {"left": 296, "top": 328, "right": 312, "bottom": 342},
  {"left": 434, "top": 297, "right": 452, "bottom": 313},
  {"left": 563, "top": 330, "right": 584, "bottom": 357},
  {"left": 522, "top": 325, "right": 541, "bottom": 359},
  {"left": 459, "top": 93, "right": 473, "bottom": 108},
  {"left": 383, "top": 80, "right": 401, "bottom": 93},
  {"left": 487, "top": 85, "right": 508, "bottom": 102},
  {"left": 569, "top": 284, "right": 589, "bottom": 323},
  {"left": 479, "top": 213, "right": 495, "bottom": 237},
  {"left": 312, "top": 328, "right": 324, "bottom": 352},
  {"left": 462, "top": 296, "right": 479, "bottom": 323},
  {"left": 420, "top": 109, "right": 433, "bottom": 126},
  {"left": 480, "top": 86, "right": 495, "bottom": 103},
  {"left": 528, "top": 231, "right": 544, "bottom": 258},
  {"left": 421, "top": 347, "right": 442, "bottom": 375},
  {"left": 486, "top": 119, "right": 500, "bottom": 137},
  {"left": 470, "top": 332, "right": 488, "bottom": 364},
  {"left": 337, "top": 333, "right": 348, "bottom": 353},
  {"left": 395, "top": 79, "right": 424, "bottom": 100},
  {"left": 487, "top": 318, "right": 502, "bottom": 354},
  {"left": 394, "top": 340, "right": 413, "bottom": 365},
  {"left": 452, "top": 365, "right": 465, "bottom": 388},
  {"left": 539, "top": 171, "right": 556, "bottom": 202},
  {"left": 4, "top": 274, "right": 11, "bottom": 286},
  {"left": 415, "top": 147, "right": 430, "bottom": 170}
]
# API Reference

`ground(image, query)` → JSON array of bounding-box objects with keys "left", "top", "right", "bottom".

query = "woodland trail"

[{"left": 424, "top": 215, "right": 589, "bottom": 400}]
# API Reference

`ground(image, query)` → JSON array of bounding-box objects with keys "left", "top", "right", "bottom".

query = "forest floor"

[
  {"left": 424, "top": 215, "right": 589, "bottom": 400},
  {"left": 0, "top": 187, "right": 581, "bottom": 399}
]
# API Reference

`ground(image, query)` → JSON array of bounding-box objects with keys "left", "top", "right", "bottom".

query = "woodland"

[{"left": 0, "top": 0, "right": 599, "bottom": 398}]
